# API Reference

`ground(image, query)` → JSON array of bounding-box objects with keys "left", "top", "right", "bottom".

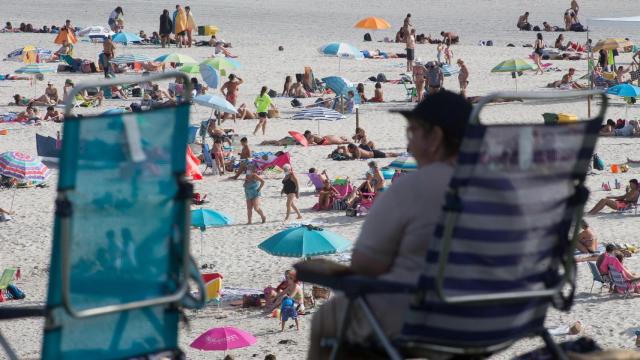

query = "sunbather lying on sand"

[
  {"left": 304, "top": 131, "right": 349, "bottom": 145},
  {"left": 1, "top": 74, "right": 29, "bottom": 81},
  {"left": 587, "top": 179, "right": 639, "bottom": 214},
  {"left": 330, "top": 144, "right": 400, "bottom": 160},
  {"left": 600, "top": 120, "right": 639, "bottom": 137}
]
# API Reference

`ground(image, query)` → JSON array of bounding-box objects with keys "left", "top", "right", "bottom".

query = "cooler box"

[
  {"left": 558, "top": 113, "right": 578, "bottom": 123},
  {"left": 542, "top": 112, "right": 558, "bottom": 125},
  {"left": 198, "top": 25, "right": 219, "bottom": 36}
]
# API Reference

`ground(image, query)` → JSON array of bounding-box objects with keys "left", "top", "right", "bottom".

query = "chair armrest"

[
  {"left": 0, "top": 307, "right": 45, "bottom": 320},
  {"left": 294, "top": 260, "right": 417, "bottom": 299}
]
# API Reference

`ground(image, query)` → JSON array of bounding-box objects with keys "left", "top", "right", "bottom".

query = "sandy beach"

[{"left": 2, "top": 1, "right": 640, "bottom": 359}]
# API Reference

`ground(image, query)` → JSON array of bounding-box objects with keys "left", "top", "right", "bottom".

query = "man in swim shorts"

[{"left": 346, "top": 143, "right": 400, "bottom": 159}]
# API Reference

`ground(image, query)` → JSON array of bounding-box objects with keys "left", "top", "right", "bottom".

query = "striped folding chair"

[{"left": 296, "top": 90, "right": 606, "bottom": 360}]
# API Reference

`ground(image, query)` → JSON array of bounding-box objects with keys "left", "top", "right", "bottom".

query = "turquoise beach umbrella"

[
  {"left": 258, "top": 224, "right": 351, "bottom": 258},
  {"left": 191, "top": 208, "right": 232, "bottom": 261}
]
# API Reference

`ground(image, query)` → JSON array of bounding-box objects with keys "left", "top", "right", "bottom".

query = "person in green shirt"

[{"left": 253, "top": 86, "right": 276, "bottom": 135}]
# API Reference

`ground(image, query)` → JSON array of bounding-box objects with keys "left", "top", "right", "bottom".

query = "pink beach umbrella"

[{"left": 190, "top": 326, "right": 257, "bottom": 352}]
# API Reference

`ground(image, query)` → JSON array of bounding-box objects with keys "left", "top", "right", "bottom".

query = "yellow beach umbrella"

[
  {"left": 593, "top": 38, "right": 632, "bottom": 51},
  {"left": 354, "top": 17, "right": 391, "bottom": 30}
]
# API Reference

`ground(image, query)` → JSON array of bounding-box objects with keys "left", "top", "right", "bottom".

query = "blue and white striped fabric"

[
  {"left": 110, "top": 54, "right": 151, "bottom": 64},
  {"left": 401, "top": 119, "right": 601, "bottom": 349},
  {"left": 6, "top": 47, "right": 53, "bottom": 62},
  {"left": 388, "top": 154, "right": 417, "bottom": 171},
  {"left": 111, "top": 32, "right": 142, "bottom": 44},
  {"left": 292, "top": 108, "right": 345, "bottom": 121},
  {"left": 318, "top": 42, "right": 364, "bottom": 59},
  {"left": 15, "top": 64, "right": 56, "bottom": 74}
]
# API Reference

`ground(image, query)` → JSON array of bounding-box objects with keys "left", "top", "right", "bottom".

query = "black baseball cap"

[{"left": 394, "top": 90, "right": 472, "bottom": 143}]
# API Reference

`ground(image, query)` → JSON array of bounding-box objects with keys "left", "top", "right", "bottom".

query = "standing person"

[
  {"left": 517, "top": 12, "right": 531, "bottom": 30},
  {"left": 440, "top": 31, "right": 459, "bottom": 45},
  {"left": 426, "top": 62, "right": 443, "bottom": 95},
  {"left": 457, "top": 59, "right": 469, "bottom": 97},
  {"left": 436, "top": 43, "right": 444, "bottom": 64},
  {"left": 185, "top": 6, "right": 196, "bottom": 48},
  {"left": 253, "top": 86, "right": 275, "bottom": 135},
  {"left": 108, "top": 7, "right": 123, "bottom": 33},
  {"left": 220, "top": 74, "right": 244, "bottom": 122},
  {"left": 102, "top": 35, "right": 116, "bottom": 78},
  {"left": 405, "top": 28, "right": 416, "bottom": 72},
  {"left": 412, "top": 60, "right": 427, "bottom": 102},
  {"left": 281, "top": 164, "right": 302, "bottom": 221},
  {"left": 571, "top": 0, "right": 579, "bottom": 15},
  {"left": 533, "top": 33, "right": 545, "bottom": 75},
  {"left": 159, "top": 9, "right": 173, "bottom": 48},
  {"left": 564, "top": 8, "right": 574, "bottom": 31},
  {"left": 244, "top": 163, "right": 267, "bottom": 225},
  {"left": 173, "top": 5, "right": 187, "bottom": 48},
  {"left": 444, "top": 44, "right": 453, "bottom": 65}
]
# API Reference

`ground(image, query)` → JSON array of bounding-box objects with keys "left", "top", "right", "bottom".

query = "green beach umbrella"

[
  {"left": 179, "top": 64, "right": 201, "bottom": 74},
  {"left": 201, "top": 57, "right": 239, "bottom": 76},
  {"left": 154, "top": 53, "right": 197, "bottom": 64},
  {"left": 491, "top": 58, "right": 535, "bottom": 92}
]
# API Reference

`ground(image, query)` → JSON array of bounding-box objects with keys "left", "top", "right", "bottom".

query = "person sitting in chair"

[
  {"left": 308, "top": 91, "right": 472, "bottom": 359},
  {"left": 587, "top": 179, "right": 639, "bottom": 214}
]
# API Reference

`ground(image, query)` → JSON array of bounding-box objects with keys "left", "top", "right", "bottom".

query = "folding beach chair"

[
  {"left": 608, "top": 265, "right": 638, "bottom": 299},
  {"left": 402, "top": 79, "right": 416, "bottom": 101},
  {"left": 202, "top": 143, "right": 218, "bottom": 175},
  {"left": 307, "top": 172, "right": 325, "bottom": 192},
  {"left": 587, "top": 261, "right": 610, "bottom": 293},
  {"left": 296, "top": 90, "right": 606, "bottom": 360},
  {"left": 0, "top": 72, "right": 205, "bottom": 360},
  {"left": 0, "top": 268, "right": 16, "bottom": 296}
]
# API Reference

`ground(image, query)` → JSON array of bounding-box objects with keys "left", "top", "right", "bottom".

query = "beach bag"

[
  {"left": 532, "top": 26, "right": 540, "bottom": 32},
  {"left": 376, "top": 73, "right": 387, "bottom": 82},
  {"left": 295, "top": 73, "right": 303, "bottom": 82},
  {"left": 267, "top": 109, "right": 280, "bottom": 118},
  {"left": 312, "top": 286, "right": 331, "bottom": 300},
  {"left": 268, "top": 89, "right": 278, "bottom": 98},
  {"left": 7, "top": 284, "right": 25, "bottom": 300},
  {"left": 332, "top": 199, "right": 347, "bottom": 210},
  {"left": 131, "top": 88, "right": 142, "bottom": 97},
  {"left": 364, "top": 33, "right": 372, "bottom": 42},
  {"left": 345, "top": 208, "right": 358, "bottom": 217},
  {"left": 290, "top": 99, "right": 302, "bottom": 108},
  {"left": 486, "top": 40, "right": 493, "bottom": 46},
  {"left": 593, "top": 153, "right": 605, "bottom": 171}
]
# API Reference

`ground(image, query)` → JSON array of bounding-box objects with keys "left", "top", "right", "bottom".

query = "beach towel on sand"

[{"left": 174, "top": 8, "right": 188, "bottom": 34}]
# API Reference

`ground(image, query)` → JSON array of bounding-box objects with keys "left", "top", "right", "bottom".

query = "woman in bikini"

[
  {"left": 533, "top": 33, "right": 545, "bottom": 75},
  {"left": 345, "top": 172, "right": 375, "bottom": 209},
  {"left": 346, "top": 143, "right": 400, "bottom": 159},
  {"left": 318, "top": 178, "right": 340, "bottom": 210},
  {"left": 303, "top": 130, "right": 349, "bottom": 145},
  {"left": 576, "top": 220, "right": 597, "bottom": 254},
  {"left": 281, "top": 164, "right": 302, "bottom": 221}
]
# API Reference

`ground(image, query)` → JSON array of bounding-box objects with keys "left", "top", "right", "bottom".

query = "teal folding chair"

[{"left": 0, "top": 72, "right": 205, "bottom": 360}]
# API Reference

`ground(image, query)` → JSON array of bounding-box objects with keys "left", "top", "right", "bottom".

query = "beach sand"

[{"left": 2, "top": 1, "right": 640, "bottom": 359}]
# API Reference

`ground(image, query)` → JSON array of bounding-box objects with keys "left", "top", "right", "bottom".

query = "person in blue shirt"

[{"left": 280, "top": 295, "right": 299, "bottom": 332}]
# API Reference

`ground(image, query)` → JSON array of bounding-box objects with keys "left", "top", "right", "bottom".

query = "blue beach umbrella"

[
  {"left": 199, "top": 63, "right": 220, "bottom": 89},
  {"left": 191, "top": 208, "right": 232, "bottom": 261},
  {"left": 193, "top": 94, "right": 237, "bottom": 114},
  {"left": 321, "top": 76, "right": 354, "bottom": 97},
  {"left": 318, "top": 42, "right": 363, "bottom": 72},
  {"left": 607, "top": 84, "right": 640, "bottom": 98},
  {"left": 258, "top": 224, "right": 351, "bottom": 259},
  {"left": 111, "top": 32, "right": 142, "bottom": 45},
  {"left": 441, "top": 64, "right": 460, "bottom": 77},
  {"left": 388, "top": 154, "right": 417, "bottom": 171}
]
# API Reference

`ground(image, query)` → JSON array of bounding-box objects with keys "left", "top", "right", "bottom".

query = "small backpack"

[
  {"left": 7, "top": 284, "right": 25, "bottom": 300},
  {"left": 376, "top": 73, "right": 387, "bottom": 82},
  {"left": 593, "top": 153, "right": 605, "bottom": 171},
  {"left": 268, "top": 89, "right": 278, "bottom": 98},
  {"left": 364, "top": 33, "right": 372, "bottom": 42},
  {"left": 290, "top": 99, "right": 302, "bottom": 107}
]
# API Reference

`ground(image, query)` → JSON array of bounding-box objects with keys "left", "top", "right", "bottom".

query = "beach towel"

[{"left": 174, "top": 8, "right": 188, "bottom": 34}]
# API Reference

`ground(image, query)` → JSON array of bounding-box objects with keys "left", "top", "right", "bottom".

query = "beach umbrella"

[
  {"left": 318, "top": 42, "right": 363, "bottom": 72},
  {"left": 199, "top": 63, "right": 220, "bottom": 88},
  {"left": 321, "top": 76, "right": 354, "bottom": 97},
  {"left": 258, "top": 224, "right": 351, "bottom": 258},
  {"left": 0, "top": 151, "right": 51, "bottom": 211},
  {"left": 593, "top": 38, "right": 633, "bottom": 51},
  {"left": 441, "top": 64, "right": 460, "bottom": 77},
  {"left": 154, "top": 53, "right": 197, "bottom": 64},
  {"left": 110, "top": 54, "right": 151, "bottom": 64},
  {"left": 15, "top": 64, "right": 56, "bottom": 74},
  {"left": 201, "top": 57, "right": 240, "bottom": 77},
  {"left": 388, "top": 154, "right": 417, "bottom": 171},
  {"left": 6, "top": 46, "right": 52, "bottom": 63},
  {"left": 53, "top": 28, "right": 77, "bottom": 45},
  {"left": 179, "top": 64, "right": 201, "bottom": 74},
  {"left": 194, "top": 94, "right": 237, "bottom": 114},
  {"left": 77, "top": 26, "right": 114, "bottom": 39},
  {"left": 292, "top": 107, "right": 345, "bottom": 133},
  {"left": 288, "top": 131, "right": 308, "bottom": 147},
  {"left": 354, "top": 17, "right": 391, "bottom": 30},
  {"left": 190, "top": 326, "right": 256, "bottom": 353},
  {"left": 491, "top": 59, "right": 535, "bottom": 91},
  {"left": 102, "top": 108, "right": 128, "bottom": 115},
  {"left": 607, "top": 84, "right": 640, "bottom": 117},
  {"left": 191, "top": 208, "right": 233, "bottom": 262},
  {"left": 111, "top": 32, "right": 142, "bottom": 45}
]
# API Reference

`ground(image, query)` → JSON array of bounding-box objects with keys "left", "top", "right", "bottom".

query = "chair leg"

[
  {"left": 328, "top": 298, "right": 353, "bottom": 360},
  {"left": 0, "top": 329, "right": 19, "bottom": 360},
  {"left": 541, "top": 329, "right": 568, "bottom": 360},
  {"left": 356, "top": 298, "right": 403, "bottom": 360}
]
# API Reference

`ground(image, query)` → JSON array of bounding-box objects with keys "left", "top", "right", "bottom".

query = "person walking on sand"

[
  {"left": 254, "top": 86, "right": 276, "bottom": 135},
  {"left": 244, "top": 163, "right": 267, "bottom": 224},
  {"left": 533, "top": 33, "right": 545, "bottom": 75},
  {"left": 108, "top": 7, "right": 123, "bottom": 33},
  {"left": 281, "top": 164, "right": 302, "bottom": 221},
  {"left": 220, "top": 74, "right": 243, "bottom": 122},
  {"left": 571, "top": 0, "right": 579, "bottom": 15},
  {"left": 185, "top": 6, "right": 196, "bottom": 48},
  {"left": 405, "top": 28, "right": 416, "bottom": 72},
  {"left": 173, "top": 5, "right": 187, "bottom": 48},
  {"left": 159, "top": 9, "right": 173, "bottom": 48},
  {"left": 457, "top": 59, "right": 469, "bottom": 97}
]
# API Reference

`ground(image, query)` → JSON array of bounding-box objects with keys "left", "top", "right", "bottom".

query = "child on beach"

[
  {"left": 280, "top": 295, "right": 299, "bottom": 332},
  {"left": 212, "top": 139, "right": 225, "bottom": 175},
  {"left": 436, "top": 43, "right": 444, "bottom": 64},
  {"left": 444, "top": 45, "right": 453, "bottom": 65}
]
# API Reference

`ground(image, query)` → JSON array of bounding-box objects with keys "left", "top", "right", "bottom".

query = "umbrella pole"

[
  {"left": 515, "top": 74, "right": 518, "bottom": 92},
  {"left": 200, "top": 229, "right": 204, "bottom": 264},
  {"left": 9, "top": 187, "right": 16, "bottom": 212}
]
